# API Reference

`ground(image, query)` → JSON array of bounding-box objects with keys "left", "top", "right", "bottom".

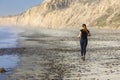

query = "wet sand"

[{"left": 1, "top": 28, "right": 120, "bottom": 80}]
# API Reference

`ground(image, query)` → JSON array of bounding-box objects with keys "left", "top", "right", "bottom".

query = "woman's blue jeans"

[{"left": 80, "top": 39, "right": 88, "bottom": 56}]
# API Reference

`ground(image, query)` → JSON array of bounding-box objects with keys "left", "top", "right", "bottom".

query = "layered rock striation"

[{"left": 0, "top": 0, "right": 120, "bottom": 28}]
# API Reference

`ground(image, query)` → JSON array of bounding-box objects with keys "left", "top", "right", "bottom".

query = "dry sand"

[{"left": 1, "top": 28, "right": 120, "bottom": 80}]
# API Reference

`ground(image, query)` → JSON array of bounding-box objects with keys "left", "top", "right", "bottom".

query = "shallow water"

[
  {"left": 0, "top": 55, "right": 19, "bottom": 69},
  {"left": 0, "top": 26, "right": 48, "bottom": 48},
  {"left": 0, "top": 27, "right": 19, "bottom": 48},
  {"left": 0, "top": 54, "right": 20, "bottom": 80}
]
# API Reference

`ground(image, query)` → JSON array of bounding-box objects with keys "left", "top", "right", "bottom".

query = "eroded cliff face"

[{"left": 0, "top": 0, "right": 120, "bottom": 28}]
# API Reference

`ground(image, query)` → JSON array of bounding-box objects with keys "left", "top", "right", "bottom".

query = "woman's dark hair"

[
  {"left": 82, "top": 24, "right": 86, "bottom": 27},
  {"left": 82, "top": 24, "right": 89, "bottom": 34}
]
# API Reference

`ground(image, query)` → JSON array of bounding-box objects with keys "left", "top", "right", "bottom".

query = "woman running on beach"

[{"left": 77, "top": 24, "right": 91, "bottom": 61}]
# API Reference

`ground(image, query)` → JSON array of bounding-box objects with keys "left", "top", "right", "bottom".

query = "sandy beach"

[{"left": 1, "top": 28, "right": 120, "bottom": 80}]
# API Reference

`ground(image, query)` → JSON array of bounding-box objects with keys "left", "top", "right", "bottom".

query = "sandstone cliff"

[{"left": 0, "top": 0, "right": 120, "bottom": 28}]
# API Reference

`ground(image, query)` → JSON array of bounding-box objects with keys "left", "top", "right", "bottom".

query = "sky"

[{"left": 0, "top": 0, "right": 43, "bottom": 16}]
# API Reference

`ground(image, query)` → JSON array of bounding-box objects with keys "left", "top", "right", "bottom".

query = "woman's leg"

[
  {"left": 80, "top": 39, "right": 88, "bottom": 61},
  {"left": 83, "top": 39, "right": 88, "bottom": 56},
  {"left": 80, "top": 39, "right": 84, "bottom": 56}
]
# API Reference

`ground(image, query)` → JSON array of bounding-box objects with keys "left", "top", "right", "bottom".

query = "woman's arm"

[
  {"left": 88, "top": 31, "right": 91, "bottom": 36},
  {"left": 77, "top": 32, "right": 81, "bottom": 38}
]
